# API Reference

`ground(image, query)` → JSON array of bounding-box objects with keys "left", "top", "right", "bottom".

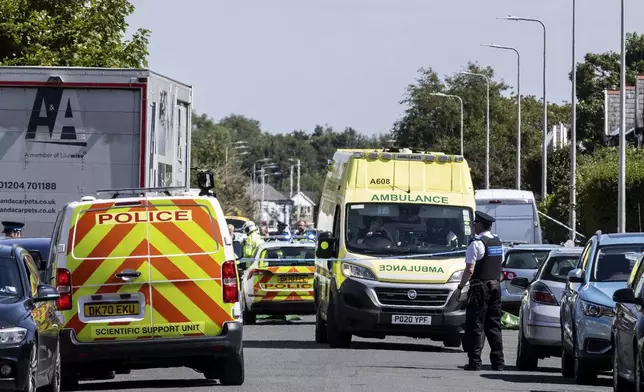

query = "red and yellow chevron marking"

[
  {"left": 249, "top": 265, "right": 315, "bottom": 305},
  {"left": 61, "top": 198, "right": 234, "bottom": 342}
]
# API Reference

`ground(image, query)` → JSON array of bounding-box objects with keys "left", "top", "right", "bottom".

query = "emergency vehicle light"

[
  {"left": 382, "top": 153, "right": 393, "bottom": 159},
  {"left": 438, "top": 155, "right": 450, "bottom": 162},
  {"left": 352, "top": 152, "right": 363, "bottom": 158},
  {"left": 369, "top": 152, "right": 379, "bottom": 159},
  {"left": 425, "top": 155, "right": 436, "bottom": 162}
]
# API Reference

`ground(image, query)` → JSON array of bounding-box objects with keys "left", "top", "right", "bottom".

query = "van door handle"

[{"left": 115, "top": 270, "right": 141, "bottom": 281}]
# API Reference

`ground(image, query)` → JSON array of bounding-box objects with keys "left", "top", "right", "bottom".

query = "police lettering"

[
  {"left": 95, "top": 210, "right": 192, "bottom": 225},
  {"left": 263, "top": 283, "right": 312, "bottom": 290}
]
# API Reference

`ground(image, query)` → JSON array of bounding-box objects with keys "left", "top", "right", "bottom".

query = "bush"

[{"left": 577, "top": 147, "right": 644, "bottom": 235}]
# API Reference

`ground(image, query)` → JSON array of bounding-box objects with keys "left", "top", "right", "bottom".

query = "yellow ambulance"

[
  {"left": 49, "top": 172, "right": 244, "bottom": 388},
  {"left": 314, "top": 148, "right": 475, "bottom": 348}
]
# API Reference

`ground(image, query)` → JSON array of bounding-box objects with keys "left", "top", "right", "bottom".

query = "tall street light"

[
  {"left": 459, "top": 71, "right": 490, "bottom": 188},
  {"left": 570, "top": 0, "right": 578, "bottom": 241},
  {"left": 225, "top": 141, "right": 249, "bottom": 179},
  {"left": 288, "top": 158, "right": 301, "bottom": 221},
  {"left": 259, "top": 163, "right": 279, "bottom": 223},
  {"left": 429, "top": 93, "right": 464, "bottom": 155},
  {"left": 499, "top": 15, "right": 548, "bottom": 199},
  {"left": 618, "top": 0, "right": 626, "bottom": 232},
  {"left": 252, "top": 158, "right": 271, "bottom": 208},
  {"left": 483, "top": 43, "right": 521, "bottom": 189}
]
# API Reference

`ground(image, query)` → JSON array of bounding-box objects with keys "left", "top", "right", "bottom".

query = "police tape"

[{"left": 237, "top": 248, "right": 467, "bottom": 263}]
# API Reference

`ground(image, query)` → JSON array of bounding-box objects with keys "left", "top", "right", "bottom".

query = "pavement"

[{"left": 74, "top": 316, "right": 612, "bottom": 392}]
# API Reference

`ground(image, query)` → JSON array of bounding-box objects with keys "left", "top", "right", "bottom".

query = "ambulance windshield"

[{"left": 345, "top": 203, "right": 473, "bottom": 256}]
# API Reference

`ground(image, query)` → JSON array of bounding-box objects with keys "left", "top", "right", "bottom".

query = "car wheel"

[
  {"left": 573, "top": 334, "right": 597, "bottom": 385},
  {"left": 218, "top": 350, "right": 245, "bottom": 386},
  {"left": 516, "top": 327, "right": 538, "bottom": 371},
  {"left": 23, "top": 346, "right": 37, "bottom": 392},
  {"left": 243, "top": 299, "right": 256, "bottom": 325},
  {"left": 314, "top": 303, "right": 327, "bottom": 343},
  {"left": 42, "top": 342, "right": 61, "bottom": 392},
  {"left": 442, "top": 335, "right": 463, "bottom": 348},
  {"left": 561, "top": 328, "right": 574, "bottom": 377},
  {"left": 326, "top": 295, "right": 351, "bottom": 349}
]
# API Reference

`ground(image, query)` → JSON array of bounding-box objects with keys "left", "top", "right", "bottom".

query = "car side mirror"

[
  {"left": 613, "top": 287, "right": 640, "bottom": 304},
  {"left": 316, "top": 231, "right": 338, "bottom": 259},
  {"left": 510, "top": 277, "right": 530, "bottom": 289},
  {"left": 567, "top": 268, "right": 584, "bottom": 283},
  {"left": 33, "top": 284, "right": 60, "bottom": 303}
]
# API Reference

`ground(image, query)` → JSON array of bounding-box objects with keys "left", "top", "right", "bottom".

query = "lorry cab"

[
  {"left": 475, "top": 189, "right": 543, "bottom": 245},
  {"left": 313, "top": 147, "right": 475, "bottom": 348}
]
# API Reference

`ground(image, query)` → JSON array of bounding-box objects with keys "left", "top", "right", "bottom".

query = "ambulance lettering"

[
  {"left": 378, "top": 264, "right": 445, "bottom": 273},
  {"left": 95, "top": 210, "right": 193, "bottom": 225}
]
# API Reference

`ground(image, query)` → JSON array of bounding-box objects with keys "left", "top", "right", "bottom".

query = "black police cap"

[
  {"left": 2, "top": 221, "right": 25, "bottom": 232},
  {"left": 473, "top": 211, "right": 495, "bottom": 225}
]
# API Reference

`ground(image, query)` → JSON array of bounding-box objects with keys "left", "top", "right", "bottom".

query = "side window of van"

[
  {"left": 332, "top": 206, "right": 341, "bottom": 237},
  {"left": 47, "top": 208, "right": 65, "bottom": 284}
]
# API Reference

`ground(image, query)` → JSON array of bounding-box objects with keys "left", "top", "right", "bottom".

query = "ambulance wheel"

[
  {"left": 315, "top": 304, "right": 327, "bottom": 343},
  {"left": 326, "top": 296, "right": 351, "bottom": 349},
  {"left": 443, "top": 335, "right": 463, "bottom": 348},
  {"left": 218, "top": 351, "right": 245, "bottom": 386}
]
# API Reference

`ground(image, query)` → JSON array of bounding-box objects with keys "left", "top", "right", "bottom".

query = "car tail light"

[
  {"left": 501, "top": 271, "right": 516, "bottom": 281},
  {"left": 56, "top": 268, "right": 73, "bottom": 310},
  {"left": 530, "top": 281, "right": 558, "bottom": 305},
  {"left": 222, "top": 260, "right": 239, "bottom": 303}
]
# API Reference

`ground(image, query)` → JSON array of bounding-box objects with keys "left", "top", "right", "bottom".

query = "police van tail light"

[
  {"left": 530, "top": 282, "right": 558, "bottom": 306},
  {"left": 222, "top": 260, "right": 239, "bottom": 303},
  {"left": 56, "top": 268, "right": 73, "bottom": 310}
]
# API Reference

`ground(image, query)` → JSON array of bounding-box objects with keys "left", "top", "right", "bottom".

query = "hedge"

[{"left": 577, "top": 147, "right": 644, "bottom": 235}]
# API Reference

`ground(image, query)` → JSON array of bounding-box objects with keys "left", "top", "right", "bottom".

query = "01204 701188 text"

[{"left": 0, "top": 181, "right": 57, "bottom": 190}]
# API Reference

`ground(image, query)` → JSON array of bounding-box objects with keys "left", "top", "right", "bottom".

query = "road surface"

[{"left": 73, "top": 316, "right": 612, "bottom": 392}]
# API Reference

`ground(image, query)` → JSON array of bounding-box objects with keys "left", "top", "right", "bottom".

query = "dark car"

[
  {"left": 611, "top": 251, "right": 644, "bottom": 390},
  {"left": 0, "top": 244, "right": 61, "bottom": 392},
  {"left": 0, "top": 238, "right": 52, "bottom": 282}
]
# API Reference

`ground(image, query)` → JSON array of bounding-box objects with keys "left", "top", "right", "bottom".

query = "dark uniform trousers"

[{"left": 463, "top": 279, "right": 504, "bottom": 367}]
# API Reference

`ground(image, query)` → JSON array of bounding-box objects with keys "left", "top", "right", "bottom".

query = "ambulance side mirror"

[{"left": 316, "top": 231, "right": 337, "bottom": 259}]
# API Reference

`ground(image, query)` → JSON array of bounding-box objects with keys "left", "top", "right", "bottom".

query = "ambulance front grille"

[{"left": 374, "top": 287, "right": 451, "bottom": 307}]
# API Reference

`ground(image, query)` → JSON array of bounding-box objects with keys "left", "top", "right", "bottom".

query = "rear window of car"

[
  {"left": 541, "top": 255, "right": 579, "bottom": 282},
  {"left": 504, "top": 250, "right": 551, "bottom": 269},
  {"left": 227, "top": 218, "right": 246, "bottom": 230},
  {"left": 260, "top": 247, "right": 315, "bottom": 267}
]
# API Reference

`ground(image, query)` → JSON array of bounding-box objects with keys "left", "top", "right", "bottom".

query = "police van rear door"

[{"left": 68, "top": 200, "right": 153, "bottom": 342}]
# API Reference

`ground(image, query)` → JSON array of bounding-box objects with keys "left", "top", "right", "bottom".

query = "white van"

[{"left": 475, "top": 189, "right": 543, "bottom": 244}]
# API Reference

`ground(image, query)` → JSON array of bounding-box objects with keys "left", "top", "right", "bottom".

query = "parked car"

[
  {"left": 611, "top": 251, "right": 644, "bottom": 391},
  {"left": 513, "top": 246, "right": 583, "bottom": 370},
  {"left": 0, "top": 243, "right": 61, "bottom": 392},
  {"left": 500, "top": 244, "right": 561, "bottom": 314},
  {"left": 560, "top": 232, "right": 644, "bottom": 385},
  {"left": 0, "top": 237, "right": 52, "bottom": 282}
]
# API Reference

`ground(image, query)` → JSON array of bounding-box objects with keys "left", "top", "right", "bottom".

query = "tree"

[
  {"left": 0, "top": 0, "right": 149, "bottom": 67},
  {"left": 574, "top": 32, "right": 644, "bottom": 145}
]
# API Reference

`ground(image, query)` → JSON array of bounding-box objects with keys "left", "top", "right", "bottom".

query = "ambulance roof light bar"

[{"left": 95, "top": 186, "right": 189, "bottom": 199}]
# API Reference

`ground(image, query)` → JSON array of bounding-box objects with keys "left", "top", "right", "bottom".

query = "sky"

[{"left": 127, "top": 0, "right": 643, "bottom": 136}]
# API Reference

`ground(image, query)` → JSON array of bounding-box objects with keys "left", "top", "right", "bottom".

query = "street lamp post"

[
  {"left": 618, "top": 0, "right": 626, "bottom": 232},
  {"left": 499, "top": 15, "right": 548, "bottom": 199},
  {"left": 259, "top": 163, "right": 279, "bottom": 223},
  {"left": 288, "top": 158, "right": 301, "bottom": 220},
  {"left": 225, "top": 141, "right": 248, "bottom": 178},
  {"left": 458, "top": 71, "right": 490, "bottom": 188},
  {"left": 483, "top": 43, "right": 521, "bottom": 189},
  {"left": 429, "top": 93, "right": 464, "bottom": 155},
  {"left": 570, "top": 0, "right": 578, "bottom": 241}
]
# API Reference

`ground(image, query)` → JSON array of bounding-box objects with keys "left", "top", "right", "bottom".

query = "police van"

[
  {"left": 47, "top": 171, "right": 244, "bottom": 388},
  {"left": 313, "top": 148, "right": 475, "bottom": 348}
]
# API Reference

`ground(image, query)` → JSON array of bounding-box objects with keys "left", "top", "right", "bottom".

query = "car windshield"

[
  {"left": 226, "top": 219, "right": 246, "bottom": 231},
  {"left": 592, "top": 245, "right": 644, "bottom": 282},
  {"left": 541, "top": 255, "right": 580, "bottom": 283},
  {"left": 259, "top": 247, "right": 315, "bottom": 267},
  {"left": 0, "top": 257, "right": 23, "bottom": 297},
  {"left": 345, "top": 203, "right": 473, "bottom": 256},
  {"left": 504, "top": 250, "right": 551, "bottom": 270}
]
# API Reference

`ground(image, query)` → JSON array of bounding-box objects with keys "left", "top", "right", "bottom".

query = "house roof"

[
  {"left": 291, "top": 191, "right": 319, "bottom": 206},
  {"left": 248, "top": 183, "right": 290, "bottom": 201}
]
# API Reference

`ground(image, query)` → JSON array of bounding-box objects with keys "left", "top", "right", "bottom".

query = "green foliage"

[
  {"left": 0, "top": 0, "right": 149, "bottom": 67},
  {"left": 577, "top": 147, "right": 644, "bottom": 234}
]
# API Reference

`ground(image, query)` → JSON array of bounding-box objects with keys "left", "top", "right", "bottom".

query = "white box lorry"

[{"left": 0, "top": 66, "right": 193, "bottom": 237}]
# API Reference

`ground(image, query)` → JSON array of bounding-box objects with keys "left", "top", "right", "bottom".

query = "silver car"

[
  {"left": 501, "top": 244, "right": 561, "bottom": 314},
  {"left": 513, "top": 247, "right": 583, "bottom": 370}
]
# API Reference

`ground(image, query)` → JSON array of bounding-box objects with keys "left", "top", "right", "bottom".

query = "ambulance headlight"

[
  {"left": 448, "top": 270, "right": 464, "bottom": 283},
  {"left": 341, "top": 263, "right": 376, "bottom": 280}
]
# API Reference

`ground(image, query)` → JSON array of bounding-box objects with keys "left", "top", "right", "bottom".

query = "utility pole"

[
  {"left": 617, "top": 0, "right": 626, "bottom": 232},
  {"left": 297, "top": 159, "right": 301, "bottom": 221},
  {"left": 290, "top": 165, "right": 294, "bottom": 199},
  {"left": 570, "top": 0, "right": 577, "bottom": 241}
]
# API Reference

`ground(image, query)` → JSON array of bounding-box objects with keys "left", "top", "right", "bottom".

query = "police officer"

[
  {"left": 241, "top": 221, "right": 264, "bottom": 266},
  {"left": 456, "top": 211, "right": 504, "bottom": 371},
  {"left": 2, "top": 221, "right": 24, "bottom": 238}
]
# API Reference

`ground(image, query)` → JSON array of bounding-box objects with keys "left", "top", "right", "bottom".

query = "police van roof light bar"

[{"left": 96, "top": 186, "right": 189, "bottom": 199}]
